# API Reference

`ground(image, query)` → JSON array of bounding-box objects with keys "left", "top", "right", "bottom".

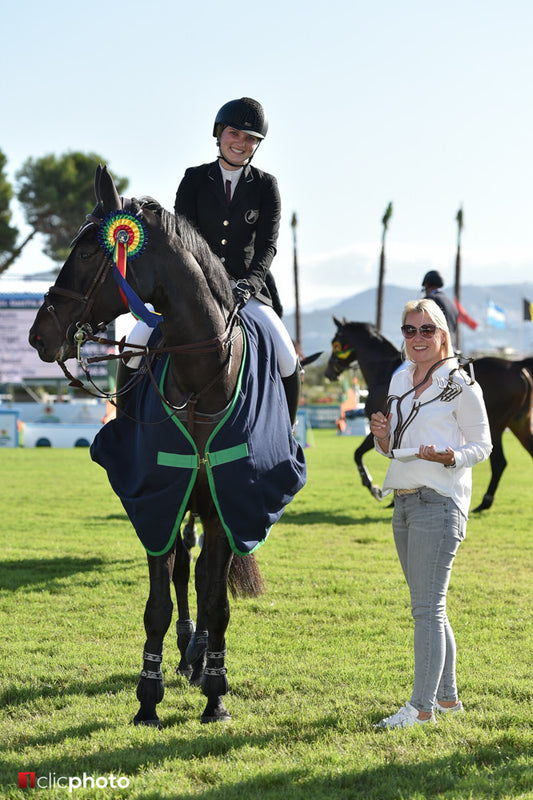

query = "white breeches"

[{"left": 239, "top": 297, "right": 298, "bottom": 377}]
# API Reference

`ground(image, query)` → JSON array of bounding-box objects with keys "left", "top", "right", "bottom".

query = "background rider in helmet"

[
  {"left": 174, "top": 97, "right": 301, "bottom": 423},
  {"left": 422, "top": 269, "right": 459, "bottom": 352}
]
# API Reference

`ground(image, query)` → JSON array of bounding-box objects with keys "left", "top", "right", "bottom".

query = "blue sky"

[{"left": 2, "top": 0, "right": 531, "bottom": 311}]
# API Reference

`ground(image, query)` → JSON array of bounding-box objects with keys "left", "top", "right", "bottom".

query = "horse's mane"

[
  {"left": 156, "top": 203, "right": 235, "bottom": 312},
  {"left": 345, "top": 321, "right": 402, "bottom": 359}
]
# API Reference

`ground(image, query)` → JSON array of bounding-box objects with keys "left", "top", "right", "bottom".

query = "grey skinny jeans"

[{"left": 392, "top": 487, "right": 466, "bottom": 713}]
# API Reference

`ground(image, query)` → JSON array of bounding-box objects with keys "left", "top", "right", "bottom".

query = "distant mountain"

[{"left": 286, "top": 283, "right": 533, "bottom": 359}]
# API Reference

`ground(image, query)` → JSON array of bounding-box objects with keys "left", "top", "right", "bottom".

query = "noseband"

[{"left": 43, "top": 218, "right": 113, "bottom": 340}]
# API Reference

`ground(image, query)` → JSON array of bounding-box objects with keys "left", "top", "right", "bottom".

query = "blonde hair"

[{"left": 401, "top": 298, "right": 454, "bottom": 360}]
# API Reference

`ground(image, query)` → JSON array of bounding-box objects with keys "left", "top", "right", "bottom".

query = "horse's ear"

[
  {"left": 97, "top": 165, "right": 121, "bottom": 212},
  {"left": 94, "top": 164, "right": 103, "bottom": 204},
  {"left": 333, "top": 316, "right": 342, "bottom": 329}
]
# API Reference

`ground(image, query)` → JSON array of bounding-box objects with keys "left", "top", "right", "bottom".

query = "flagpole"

[
  {"left": 521, "top": 297, "right": 529, "bottom": 356},
  {"left": 291, "top": 212, "right": 301, "bottom": 350},
  {"left": 376, "top": 202, "right": 393, "bottom": 333},
  {"left": 454, "top": 207, "right": 463, "bottom": 351}
]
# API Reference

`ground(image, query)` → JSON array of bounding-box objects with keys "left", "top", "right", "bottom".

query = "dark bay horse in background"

[
  {"left": 325, "top": 317, "right": 533, "bottom": 512},
  {"left": 29, "top": 166, "right": 304, "bottom": 726}
]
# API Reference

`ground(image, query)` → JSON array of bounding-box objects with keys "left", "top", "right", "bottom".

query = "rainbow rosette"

[
  {"left": 99, "top": 211, "right": 147, "bottom": 260},
  {"left": 98, "top": 211, "right": 162, "bottom": 327}
]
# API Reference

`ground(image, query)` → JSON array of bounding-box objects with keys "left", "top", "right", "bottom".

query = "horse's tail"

[
  {"left": 228, "top": 553, "right": 265, "bottom": 598},
  {"left": 520, "top": 357, "right": 533, "bottom": 381}
]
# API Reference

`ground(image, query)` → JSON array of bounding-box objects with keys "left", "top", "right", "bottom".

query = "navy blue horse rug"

[{"left": 90, "top": 315, "right": 307, "bottom": 556}]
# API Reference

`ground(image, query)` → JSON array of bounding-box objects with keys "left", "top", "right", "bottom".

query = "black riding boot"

[
  {"left": 281, "top": 363, "right": 302, "bottom": 427},
  {"left": 115, "top": 360, "right": 137, "bottom": 417}
]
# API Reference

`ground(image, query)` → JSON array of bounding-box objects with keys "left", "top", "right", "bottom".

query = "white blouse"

[{"left": 376, "top": 360, "right": 493, "bottom": 518}]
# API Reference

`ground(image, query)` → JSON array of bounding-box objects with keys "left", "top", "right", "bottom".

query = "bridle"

[
  {"left": 43, "top": 247, "right": 114, "bottom": 341},
  {"left": 328, "top": 336, "right": 357, "bottom": 376},
  {"left": 43, "top": 207, "right": 119, "bottom": 340}
]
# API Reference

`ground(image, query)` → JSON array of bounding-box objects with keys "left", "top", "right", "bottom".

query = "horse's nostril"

[{"left": 29, "top": 331, "right": 44, "bottom": 351}]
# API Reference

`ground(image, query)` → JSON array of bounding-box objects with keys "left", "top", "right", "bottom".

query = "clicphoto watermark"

[{"left": 18, "top": 771, "right": 130, "bottom": 792}]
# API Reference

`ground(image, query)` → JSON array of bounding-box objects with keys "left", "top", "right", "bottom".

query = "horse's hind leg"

[
  {"left": 134, "top": 548, "right": 175, "bottom": 728},
  {"left": 182, "top": 511, "right": 199, "bottom": 549},
  {"left": 472, "top": 431, "right": 506, "bottom": 512},
  {"left": 354, "top": 433, "right": 383, "bottom": 501},
  {"left": 172, "top": 534, "right": 195, "bottom": 680}
]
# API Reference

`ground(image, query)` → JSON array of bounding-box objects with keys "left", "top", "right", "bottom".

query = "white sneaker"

[
  {"left": 436, "top": 700, "right": 463, "bottom": 713},
  {"left": 374, "top": 701, "right": 436, "bottom": 729}
]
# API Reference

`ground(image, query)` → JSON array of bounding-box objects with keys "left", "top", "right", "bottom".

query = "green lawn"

[{"left": 0, "top": 431, "right": 531, "bottom": 799}]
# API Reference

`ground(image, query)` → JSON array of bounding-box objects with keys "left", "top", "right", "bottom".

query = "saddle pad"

[{"left": 90, "top": 314, "right": 307, "bottom": 555}]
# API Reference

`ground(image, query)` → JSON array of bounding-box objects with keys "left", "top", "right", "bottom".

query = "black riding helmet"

[
  {"left": 213, "top": 97, "right": 268, "bottom": 141},
  {"left": 422, "top": 269, "right": 444, "bottom": 289}
]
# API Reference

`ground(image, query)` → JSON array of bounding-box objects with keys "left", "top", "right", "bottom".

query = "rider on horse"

[{"left": 117, "top": 98, "right": 301, "bottom": 424}]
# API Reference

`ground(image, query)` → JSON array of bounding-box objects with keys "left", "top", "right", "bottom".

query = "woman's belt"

[{"left": 394, "top": 488, "right": 418, "bottom": 496}]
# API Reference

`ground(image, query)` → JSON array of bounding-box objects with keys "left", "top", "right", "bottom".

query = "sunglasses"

[{"left": 401, "top": 323, "right": 437, "bottom": 339}]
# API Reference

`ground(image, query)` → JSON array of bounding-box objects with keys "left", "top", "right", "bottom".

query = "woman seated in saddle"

[{"left": 118, "top": 97, "right": 300, "bottom": 425}]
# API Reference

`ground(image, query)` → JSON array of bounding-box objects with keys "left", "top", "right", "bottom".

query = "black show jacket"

[{"left": 174, "top": 160, "right": 281, "bottom": 306}]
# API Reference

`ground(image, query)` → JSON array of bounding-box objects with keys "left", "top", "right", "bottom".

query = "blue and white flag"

[{"left": 487, "top": 300, "right": 506, "bottom": 329}]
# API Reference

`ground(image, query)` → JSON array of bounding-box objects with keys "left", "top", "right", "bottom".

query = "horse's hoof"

[
  {"left": 472, "top": 495, "right": 493, "bottom": 512},
  {"left": 182, "top": 523, "right": 198, "bottom": 549},
  {"left": 189, "top": 666, "right": 204, "bottom": 687},
  {"left": 177, "top": 662, "right": 193, "bottom": 680},
  {"left": 370, "top": 485, "right": 383, "bottom": 501},
  {"left": 201, "top": 697, "right": 231, "bottom": 723},
  {"left": 186, "top": 631, "right": 207, "bottom": 686},
  {"left": 133, "top": 714, "right": 162, "bottom": 729},
  {"left": 201, "top": 712, "right": 231, "bottom": 724}
]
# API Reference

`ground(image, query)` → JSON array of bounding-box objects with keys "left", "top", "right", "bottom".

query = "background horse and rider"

[
  {"left": 29, "top": 165, "right": 306, "bottom": 727},
  {"left": 325, "top": 317, "right": 533, "bottom": 512}
]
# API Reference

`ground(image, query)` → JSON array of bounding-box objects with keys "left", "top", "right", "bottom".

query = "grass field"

[{"left": 0, "top": 430, "right": 531, "bottom": 799}]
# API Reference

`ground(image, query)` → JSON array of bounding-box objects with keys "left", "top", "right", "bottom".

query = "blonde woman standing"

[{"left": 370, "top": 299, "right": 492, "bottom": 729}]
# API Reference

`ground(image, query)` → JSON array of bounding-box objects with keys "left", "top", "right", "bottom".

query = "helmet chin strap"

[
  {"left": 217, "top": 153, "right": 249, "bottom": 168},
  {"left": 217, "top": 140, "right": 261, "bottom": 169}
]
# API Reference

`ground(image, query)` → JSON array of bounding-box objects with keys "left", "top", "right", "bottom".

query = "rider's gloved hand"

[{"left": 232, "top": 280, "right": 254, "bottom": 308}]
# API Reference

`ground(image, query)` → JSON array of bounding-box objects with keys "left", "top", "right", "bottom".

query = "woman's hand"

[
  {"left": 417, "top": 444, "right": 456, "bottom": 467},
  {"left": 370, "top": 412, "right": 392, "bottom": 443}
]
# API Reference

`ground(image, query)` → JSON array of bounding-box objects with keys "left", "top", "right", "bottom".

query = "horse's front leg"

[
  {"left": 133, "top": 547, "right": 175, "bottom": 729},
  {"left": 190, "top": 520, "right": 233, "bottom": 723}
]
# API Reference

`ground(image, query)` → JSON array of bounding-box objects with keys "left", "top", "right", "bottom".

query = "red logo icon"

[{"left": 19, "top": 772, "right": 36, "bottom": 788}]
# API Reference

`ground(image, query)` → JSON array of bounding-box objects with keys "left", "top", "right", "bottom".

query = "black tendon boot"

[{"left": 281, "top": 362, "right": 302, "bottom": 427}]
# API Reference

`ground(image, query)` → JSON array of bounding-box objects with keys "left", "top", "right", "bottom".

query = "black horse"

[
  {"left": 29, "top": 166, "right": 305, "bottom": 726},
  {"left": 325, "top": 316, "right": 533, "bottom": 512}
]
